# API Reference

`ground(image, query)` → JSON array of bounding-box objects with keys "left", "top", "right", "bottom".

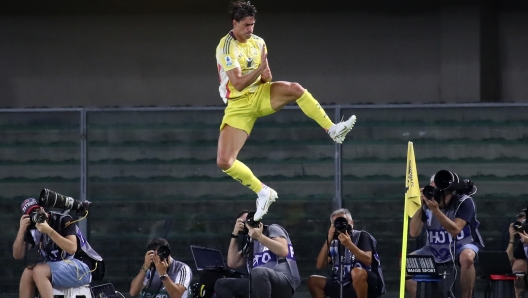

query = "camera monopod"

[
  {"left": 335, "top": 241, "right": 354, "bottom": 298},
  {"left": 242, "top": 235, "right": 254, "bottom": 298},
  {"left": 338, "top": 242, "right": 345, "bottom": 298}
]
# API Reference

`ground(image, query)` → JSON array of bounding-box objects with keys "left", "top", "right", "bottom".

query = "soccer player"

[{"left": 216, "top": 0, "right": 356, "bottom": 221}]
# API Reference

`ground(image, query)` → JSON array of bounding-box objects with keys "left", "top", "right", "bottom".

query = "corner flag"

[
  {"left": 399, "top": 141, "right": 421, "bottom": 298},
  {"left": 405, "top": 141, "right": 421, "bottom": 217}
]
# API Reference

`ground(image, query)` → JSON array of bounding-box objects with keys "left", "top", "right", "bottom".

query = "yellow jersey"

[{"left": 216, "top": 31, "right": 266, "bottom": 103}]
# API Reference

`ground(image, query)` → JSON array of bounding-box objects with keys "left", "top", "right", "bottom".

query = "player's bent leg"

[
  {"left": 307, "top": 275, "right": 327, "bottom": 298},
  {"left": 218, "top": 125, "right": 263, "bottom": 192},
  {"left": 458, "top": 248, "right": 476, "bottom": 298},
  {"left": 351, "top": 267, "right": 368, "bottom": 298},
  {"left": 269, "top": 81, "right": 305, "bottom": 111},
  {"left": 217, "top": 124, "right": 248, "bottom": 170},
  {"left": 19, "top": 267, "right": 36, "bottom": 298},
  {"left": 217, "top": 125, "right": 277, "bottom": 218},
  {"left": 270, "top": 81, "right": 334, "bottom": 129}
]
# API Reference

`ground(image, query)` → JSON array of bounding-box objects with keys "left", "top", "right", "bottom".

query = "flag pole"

[
  {"left": 399, "top": 194, "right": 409, "bottom": 298},
  {"left": 400, "top": 141, "right": 421, "bottom": 298}
]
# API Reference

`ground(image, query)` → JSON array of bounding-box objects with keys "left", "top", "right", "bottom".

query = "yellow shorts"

[{"left": 220, "top": 82, "right": 275, "bottom": 135}]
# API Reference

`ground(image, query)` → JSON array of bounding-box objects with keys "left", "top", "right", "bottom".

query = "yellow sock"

[
  {"left": 223, "top": 160, "right": 263, "bottom": 193},
  {"left": 296, "top": 90, "right": 334, "bottom": 130}
]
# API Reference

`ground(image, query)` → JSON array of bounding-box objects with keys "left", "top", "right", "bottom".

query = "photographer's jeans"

[{"left": 47, "top": 258, "right": 91, "bottom": 288}]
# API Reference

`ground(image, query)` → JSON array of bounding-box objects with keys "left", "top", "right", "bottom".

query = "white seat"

[{"left": 52, "top": 285, "right": 92, "bottom": 298}]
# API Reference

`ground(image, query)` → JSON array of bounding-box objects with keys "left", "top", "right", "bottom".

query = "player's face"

[{"left": 233, "top": 16, "right": 255, "bottom": 41}]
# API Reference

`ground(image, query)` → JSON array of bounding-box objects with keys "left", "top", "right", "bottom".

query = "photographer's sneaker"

[
  {"left": 328, "top": 115, "right": 357, "bottom": 144},
  {"left": 254, "top": 185, "right": 278, "bottom": 221}
]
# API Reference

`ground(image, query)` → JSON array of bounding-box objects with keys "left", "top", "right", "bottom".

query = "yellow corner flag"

[
  {"left": 399, "top": 141, "right": 422, "bottom": 298},
  {"left": 405, "top": 141, "right": 422, "bottom": 217}
]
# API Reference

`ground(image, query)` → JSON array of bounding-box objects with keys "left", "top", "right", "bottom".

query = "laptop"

[
  {"left": 91, "top": 283, "right": 117, "bottom": 298},
  {"left": 406, "top": 255, "right": 441, "bottom": 276},
  {"left": 478, "top": 251, "right": 514, "bottom": 276},
  {"left": 190, "top": 245, "right": 226, "bottom": 271}
]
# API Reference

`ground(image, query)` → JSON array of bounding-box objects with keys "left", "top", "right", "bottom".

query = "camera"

[
  {"left": 157, "top": 245, "right": 171, "bottom": 261},
  {"left": 513, "top": 221, "right": 528, "bottom": 233},
  {"left": 512, "top": 206, "right": 528, "bottom": 233},
  {"left": 30, "top": 209, "right": 47, "bottom": 224},
  {"left": 333, "top": 216, "right": 352, "bottom": 239},
  {"left": 244, "top": 211, "right": 261, "bottom": 230},
  {"left": 39, "top": 189, "right": 91, "bottom": 213},
  {"left": 423, "top": 170, "right": 477, "bottom": 202}
]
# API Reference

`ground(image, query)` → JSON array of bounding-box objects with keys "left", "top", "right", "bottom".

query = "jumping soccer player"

[{"left": 216, "top": 0, "right": 356, "bottom": 221}]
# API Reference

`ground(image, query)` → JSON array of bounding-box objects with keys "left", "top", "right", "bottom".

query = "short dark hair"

[
  {"left": 236, "top": 210, "right": 250, "bottom": 219},
  {"left": 229, "top": 1, "right": 257, "bottom": 22},
  {"left": 147, "top": 238, "right": 170, "bottom": 251}
]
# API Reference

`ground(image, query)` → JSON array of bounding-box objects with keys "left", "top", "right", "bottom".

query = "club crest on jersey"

[
  {"left": 225, "top": 56, "right": 233, "bottom": 67},
  {"left": 246, "top": 58, "right": 253, "bottom": 68}
]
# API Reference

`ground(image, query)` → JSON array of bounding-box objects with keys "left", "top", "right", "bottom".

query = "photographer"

[
  {"left": 13, "top": 197, "right": 102, "bottom": 298},
  {"left": 406, "top": 170, "right": 485, "bottom": 298},
  {"left": 130, "top": 238, "right": 192, "bottom": 298},
  {"left": 506, "top": 210, "right": 528, "bottom": 298},
  {"left": 307, "top": 208, "right": 385, "bottom": 298},
  {"left": 214, "top": 210, "right": 300, "bottom": 298}
]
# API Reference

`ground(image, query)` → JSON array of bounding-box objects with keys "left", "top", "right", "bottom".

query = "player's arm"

[
  {"left": 226, "top": 46, "right": 268, "bottom": 91},
  {"left": 260, "top": 45, "right": 271, "bottom": 83}
]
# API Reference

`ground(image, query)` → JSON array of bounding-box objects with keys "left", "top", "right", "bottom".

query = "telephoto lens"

[{"left": 39, "top": 188, "right": 90, "bottom": 212}]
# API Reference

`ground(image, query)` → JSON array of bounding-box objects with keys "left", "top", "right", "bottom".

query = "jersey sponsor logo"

[
  {"left": 225, "top": 56, "right": 233, "bottom": 67},
  {"left": 246, "top": 57, "right": 253, "bottom": 68}
]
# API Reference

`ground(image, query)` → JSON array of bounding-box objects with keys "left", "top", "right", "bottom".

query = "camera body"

[
  {"left": 512, "top": 206, "right": 528, "bottom": 234},
  {"left": 157, "top": 246, "right": 171, "bottom": 261},
  {"left": 244, "top": 212, "right": 260, "bottom": 228},
  {"left": 423, "top": 170, "right": 476, "bottom": 202},
  {"left": 29, "top": 208, "right": 47, "bottom": 224},
  {"left": 333, "top": 217, "right": 352, "bottom": 239},
  {"left": 513, "top": 221, "right": 528, "bottom": 234}
]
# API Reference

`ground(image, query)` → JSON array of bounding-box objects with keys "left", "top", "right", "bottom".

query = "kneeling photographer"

[
  {"left": 130, "top": 238, "right": 192, "bottom": 298},
  {"left": 307, "top": 208, "right": 385, "bottom": 298},
  {"left": 214, "top": 210, "right": 300, "bottom": 298},
  {"left": 12, "top": 189, "right": 103, "bottom": 298},
  {"left": 507, "top": 208, "right": 528, "bottom": 298}
]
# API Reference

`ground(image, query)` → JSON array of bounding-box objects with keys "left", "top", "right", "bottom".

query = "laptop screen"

[
  {"left": 190, "top": 245, "right": 226, "bottom": 271},
  {"left": 91, "top": 283, "right": 116, "bottom": 298},
  {"left": 406, "top": 255, "right": 439, "bottom": 275},
  {"left": 478, "top": 251, "right": 514, "bottom": 275}
]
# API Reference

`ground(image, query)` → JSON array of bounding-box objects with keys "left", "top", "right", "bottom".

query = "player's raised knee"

[
  {"left": 216, "top": 155, "right": 234, "bottom": 170},
  {"left": 290, "top": 82, "right": 305, "bottom": 98}
]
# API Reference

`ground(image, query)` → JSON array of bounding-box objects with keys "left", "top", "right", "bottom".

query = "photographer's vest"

[
  {"left": 29, "top": 211, "right": 102, "bottom": 263},
  {"left": 141, "top": 260, "right": 192, "bottom": 298},
  {"left": 329, "top": 230, "right": 386, "bottom": 295},
  {"left": 250, "top": 224, "right": 301, "bottom": 291},
  {"left": 423, "top": 195, "right": 485, "bottom": 263}
]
